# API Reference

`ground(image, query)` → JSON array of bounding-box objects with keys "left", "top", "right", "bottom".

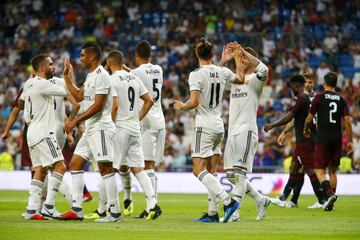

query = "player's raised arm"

[
  {"left": 66, "top": 95, "right": 80, "bottom": 120},
  {"left": 63, "top": 57, "right": 84, "bottom": 102},
  {"left": 219, "top": 44, "right": 233, "bottom": 67},
  {"left": 38, "top": 80, "right": 68, "bottom": 97},
  {"left": 232, "top": 47, "right": 246, "bottom": 85}
]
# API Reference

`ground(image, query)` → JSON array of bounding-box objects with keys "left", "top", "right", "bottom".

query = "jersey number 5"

[
  {"left": 209, "top": 83, "right": 220, "bottom": 108},
  {"left": 329, "top": 102, "right": 337, "bottom": 124},
  {"left": 153, "top": 78, "right": 160, "bottom": 102}
]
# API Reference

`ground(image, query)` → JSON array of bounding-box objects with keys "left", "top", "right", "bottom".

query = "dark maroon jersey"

[
  {"left": 310, "top": 91, "right": 349, "bottom": 144},
  {"left": 289, "top": 92, "right": 315, "bottom": 143},
  {"left": 12, "top": 88, "right": 23, "bottom": 108}
]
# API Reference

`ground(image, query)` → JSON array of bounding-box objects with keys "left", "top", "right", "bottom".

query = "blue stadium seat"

[
  {"left": 337, "top": 54, "right": 353, "bottom": 68},
  {"left": 341, "top": 67, "right": 356, "bottom": 78},
  {"left": 308, "top": 55, "right": 326, "bottom": 68}
]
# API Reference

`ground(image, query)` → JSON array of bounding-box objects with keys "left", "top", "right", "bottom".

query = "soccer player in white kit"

[
  {"left": 20, "top": 54, "right": 69, "bottom": 220},
  {"left": 59, "top": 42, "right": 121, "bottom": 222},
  {"left": 107, "top": 50, "right": 162, "bottom": 219},
  {"left": 220, "top": 43, "right": 272, "bottom": 222},
  {"left": 173, "top": 38, "right": 245, "bottom": 223},
  {"left": 128, "top": 40, "right": 165, "bottom": 218}
]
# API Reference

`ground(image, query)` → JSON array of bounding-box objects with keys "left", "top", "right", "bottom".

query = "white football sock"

[
  {"left": 44, "top": 172, "right": 63, "bottom": 207},
  {"left": 208, "top": 173, "right": 218, "bottom": 216},
  {"left": 103, "top": 173, "right": 120, "bottom": 214},
  {"left": 119, "top": 170, "right": 132, "bottom": 201},
  {"left": 198, "top": 170, "right": 231, "bottom": 206},
  {"left": 59, "top": 178, "right": 72, "bottom": 206},
  {"left": 97, "top": 177, "right": 107, "bottom": 214},
  {"left": 27, "top": 180, "right": 43, "bottom": 212},
  {"left": 246, "top": 179, "right": 263, "bottom": 203},
  {"left": 71, "top": 170, "right": 84, "bottom": 209},
  {"left": 233, "top": 172, "right": 247, "bottom": 207},
  {"left": 145, "top": 169, "right": 157, "bottom": 198},
  {"left": 135, "top": 170, "right": 157, "bottom": 211}
]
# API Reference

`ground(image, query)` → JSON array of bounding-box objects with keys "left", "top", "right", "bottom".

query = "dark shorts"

[
  {"left": 62, "top": 142, "right": 75, "bottom": 168},
  {"left": 21, "top": 127, "right": 32, "bottom": 168},
  {"left": 314, "top": 143, "right": 342, "bottom": 169},
  {"left": 292, "top": 142, "right": 314, "bottom": 170}
]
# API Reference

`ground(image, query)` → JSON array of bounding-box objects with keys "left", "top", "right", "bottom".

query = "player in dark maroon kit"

[
  {"left": 304, "top": 72, "right": 353, "bottom": 211},
  {"left": 265, "top": 75, "right": 325, "bottom": 207},
  {"left": 1, "top": 89, "right": 34, "bottom": 171}
]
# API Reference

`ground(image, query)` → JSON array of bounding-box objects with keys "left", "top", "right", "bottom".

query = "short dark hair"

[
  {"left": 107, "top": 50, "right": 124, "bottom": 66},
  {"left": 289, "top": 74, "right": 305, "bottom": 86},
  {"left": 244, "top": 47, "right": 258, "bottom": 58},
  {"left": 324, "top": 72, "right": 337, "bottom": 87},
  {"left": 81, "top": 42, "right": 102, "bottom": 60},
  {"left": 135, "top": 40, "right": 151, "bottom": 59},
  {"left": 195, "top": 38, "right": 213, "bottom": 60},
  {"left": 31, "top": 54, "right": 48, "bottom": 71}
]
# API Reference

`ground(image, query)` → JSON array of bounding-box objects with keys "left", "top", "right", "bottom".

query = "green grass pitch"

[{"left": 0, "top": 191, "right": 359, "bottom": 240}]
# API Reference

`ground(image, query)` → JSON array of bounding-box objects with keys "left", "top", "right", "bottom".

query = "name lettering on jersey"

[
  {"left": 49, "top": 79, "right": 56, "bottom": 84},
  {"left": 145, "top": 69, "right": 160, "bottom": 74},
  {"left": 96, "top": 68, "right": 102, "bottom": 74},
  {"left": 209, "top": 72, "right": 219, "bottom": 78},
  {"left": 231, "top": 88, "right": 248, "bottom": 98},
  {"left": 325, "top": 94, "right": 340, "bottom": 101},
  {"left": 119, "top": 75, "right": 136, "bottom": 82}
]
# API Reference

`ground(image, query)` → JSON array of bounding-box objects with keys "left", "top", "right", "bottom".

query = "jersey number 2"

[
  {"left": 329, "top": 102, "right": 337, "bottom": 124},
  {"left": 209, "top": 83, "right": 220, "bottom": 108}
]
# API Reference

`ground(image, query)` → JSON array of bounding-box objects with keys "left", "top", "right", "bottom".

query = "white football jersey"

[
  {"left": 20, "top": 76, "right": 68, "bottom": 146},
  {"left": 49, "top": 77, "right": 66, "bottom": 124},
  {"left": 82, "top": 65, "right": 115, "bottom": 135},
  {"left": 131, "top": 63, "right": 165, "bottom": 129},
  {"left": 227, "top": 61, "right": 268, "bottom": 136},
  {"left": 189, "top": 64, "right": 236, "bottom": 133},
  {"left": 111, "top": 70, "right": 148, "bottom": 135}
]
